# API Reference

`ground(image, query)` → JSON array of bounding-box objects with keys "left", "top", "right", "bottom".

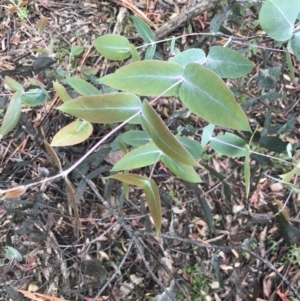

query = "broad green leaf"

[
  {"left": 259, "top": 0, "right": 300, "bottom": 41},
  {"left": 112, "top": 143, "right": 161, "bottom": 171},
  {"left": 66, "top": 77, "right": 101, "bottom": 96},
  {"left": 70, "top": 46, "right": 85, "bottom": 58},
  {"left": 170, "top": 49, "right": 206, "bottom": 67},
  {"left": 53, "top": 81, "right": 72, "bottom": 102},
  {"left": 94, "top": 34, "right": 131, "bottom": 60},
  {"left": 210, "top": 133, "right": 247, "bottom": 157},
  {"left": 179, "top": 64, "right": 250, "bottom": 131},
  {"left": 121, "top": 130, "right": 151, "bottom": 146},
  {"left": 57, "top": 93, "right": 141, "bottom": 123},
  {"left": 244, "top": 145, "right": 250, "bottom": 199},
  {"left": 4, "top": 76, "right": 24, "bottom": 92},
  {"left": 201, "top": 124, "right": 215, "bottom": 148},
  {"left": 291, "top": 32, "right": 300, "bottom": 60},
  {"left": 99, "top": 61, "right": 183, "bottom": 97},
  {"left": 21, "top": 88, "right": 47, "bottom": 106},
  {"left": 141, "top": 101, "right": 200, "bottom": 167},
  {"left": 130, "top": 44, "right": 140, "bottom": 61},
  {"left": 161, "top": 154, "right": 202, "bottom": 183},
  {"left": 145, "top": 44, "right": 156, "bottom": 60},
  {"left": 205, "top": 46, "right": 253, "bottom": 78},
  {"left": 5, "top": 246, "right": 22, "bottom": 261},
  {"left": 144, "top": 179, "right": 161, "bottom": 234},
  {"left": 51, "top": 120, "right": 93, "bottom": 146},
  {"left": 176, "top": 136, "right": 203, "bottom": 160},
  {"left": 0, "top": 90, "right": 22, "bottom": 138},
  {"left": 132, "top": 16, "right": 155, "bottom": 43}
]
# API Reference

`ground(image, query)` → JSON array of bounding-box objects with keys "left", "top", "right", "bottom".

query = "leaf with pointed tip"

[
  {"left": 44, "top": 139, "right": 63, "bottom": 171},
  {"left": 176, "top": 136, "right": 203, "bottom": 160},
  {"left": 121, "top": 130, "right": 151, "bottom": 147},
  {"left": 132, "top": 16, "right": 155, "bottom": 43},
  {"left": 201, "top": 124, "right": 215, "bottom": 148},
  {"left": 205, "top": 46, "right": 253, "bottom": 78},
  {"left": 161, "top": 154, "right": 202, "bottom": 183},
  {"left": 291, "top": 31, "right": 300, "bottom": 60},
  {"left": 94, "top": 34, "right": 131, "bottom": 60},
  {"left": 0, "top": 90, "right": 22, "bottom": 138},
  {"left": 109, "top": 173, "right": 161, "bottom": 233},
  {"left": 66, "top": 77, "right": 101, "bottom": 96},
  {"left": 112, "top": 143, "right": 161, "bottom": 171},
  {"left": 99, "top": 61, "right": 183, "bottom": 96},
  {"left": 179, "top": 64, "right": 250, "bottom": 131},
  {"left": 57, "top": 93, "right": 141, "bottom": 123},
  {"left": 4, "top": 76, "right": 24, "bottom": 92},
  {"left": 170, "top": 49, "right": 206, "bottom": 67},
  {"left": 141, "top": 101, "right": 200, "bottom": 167},
  {"left": 51, "top": 120, "right": 93, "bottom": 146},
  {"left": 259, "top": 0, "right": 300, "bottom": 41},
  {"left": 2, "top": 186, "right": 26, "bottom": 200},
  {"left": 210, "top": 133, "right": 247, "bottom": 157},
  {"left": 21, "top": 88, "right": 47, "bottom": 106},
  {"left": 53, "top": 81, "right": 72, "bottom": 102}
]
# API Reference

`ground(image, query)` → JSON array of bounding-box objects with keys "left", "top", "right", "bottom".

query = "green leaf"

[
  {"left": 130, "top": 44, "right": 140, "bottom": 61},
  {"left": 5, "top": 246, "right": 22, "bottom": 261},
  {"left": 66, "top": 77, "right": 101, "bottom": 96},
  {"left": 145, "top": 44, "right": 156, "bottom": 60},
  {"left": 179, "top": 64, "right": 250, "bottom": 131},
  {"left": 170, "top": 49, "right": 206, "bottom": 67},
  {"left": 259, "top": 0, "right": 300, "bottom": 41},
  {"left": 291, "top": 32, "right": 300, "bottom": 60},
  {"left": 53, "top": 81, "right": 72, "bottom": 102},
  {"left": 57, "top": 93, "right": 141, "bottom": 123},
  {"left": 144, "top": 179, "right": 161, "bottom": 234},
  {"left": 4, "top": 76, "right": 24, "bottom": 92},
  {"left": 280, "top": 162, "right": 300, "bottom": 182},
  {"left": 0, "top": 90, "right": 22, "bottom": 138},
  {"left": 121, "top": 130, "right": 151, "bottom": 146},
  {"left": 109, "top": 173, "right": 161, "bottom": 233},
  {"left": 112, "top": 143, "right": 161, "bottom": 171},
  {"left": 161, "top": 154, "right": 202, "bottom": 183},
  {"left": 94, "top": 34, "right": 131, "bottom": 60},
  {"left": 132, "top": 16, "right": 155, "bottom": 43},
  {"left": 51, "top": 120, "right": 93, "bottom": 146},
  {"left": 244, "top": 145, "right": 250, "bottom": 199},
  {"left": 201, "top": 124, "right": 215, "bottom": 148},
  {"left": 99, "top": 61, "right": 183, "bottom": 97},
  {"left": 21, "top": 88, "right": 47, "bottom": 106},
  {"left": 70, "top": 46, "right": 85, "bottom": 58},
  {"left": 176, "top": 136, "right": 203, "bottom": 160},
  {"left": 210, "top": 133, "right": 247, "bottom": 157},
  {"left": 205, "top": 46, "right": 253, "bottom": 78},
  {"left": 141, "top": 100, "right": 200, "bottom": 167}
]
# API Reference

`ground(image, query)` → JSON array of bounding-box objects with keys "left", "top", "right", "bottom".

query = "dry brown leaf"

[
  {"left": 18, "top": 290, "right": 68, "bottom": 301},
  {"left": 2, "top": 185, "right": 26, "bottom": 199}
]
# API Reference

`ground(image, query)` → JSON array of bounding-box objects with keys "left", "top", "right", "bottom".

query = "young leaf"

[
  {"left": 259, "top": 0, "right": 300, "bottom": 41},
  {"left": 141, "top": 100, "right": 200, "bottom": 167},
  {"left": 5, "top": 246, "right": 22, "bottom": 261},
  {"left": 112, "top": 143, "right": 161, "bottom": 171},
  {"left": 205, "top": 46, "right": 253, "bottom": 78},
  {"left": 145, "top": 44, "right": 156, "bottom": 60},
  {"left": 70, "top": 46, "right": 85, "bottom": 58},
  {"left": 121, "top": 130, "right": 151, "bottom": 147},
  {"left": 130, "top": 44, "right": 140, "bottom": 61},
  {"left": 170, "top": 49, "right": 206, "bottom": 67},
  {"left": 21, "top": 88, "right": 47, "bottom": 106},
  {"left": 4, "top": 76, "right": 24, "bottom": 92},
  {"left": 66, "top": 77, "right": 101, "bottom": 96},
  {"left": 94, "top": 34, "right": 131, "bottom": 60},
  {"left": 132, "top": 16, "right": 155, "bottom": 43},
  {"left": 57, "top": 93, "right": 141, "bottom": 123},
  {"left": 179, "top": 64, "right": 250, "bottom": 131},
  {"left": 53, "top": 81, "right": 72, "bottom": 102},
  {"left": 201, "top": 124, "right": 215, "bottom": 148},
  {"left": 51, "top": 120, "right": 93, "bottom": 147},
  {"left": 161, "top": 154, "right": 202, "bottom": 183},
  {"left": 99, "top": 61, "right": 183, "bottom": 97},
  {"left": 210, "top": 133, "right": 247, "bottom": 157},
  {"left": 0, "top": 90, "right": 22, "bottom": 138}
]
